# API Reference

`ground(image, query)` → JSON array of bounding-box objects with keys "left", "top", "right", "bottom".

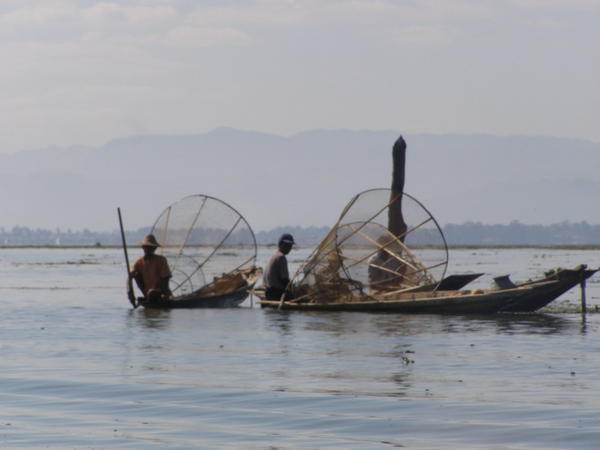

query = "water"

[{"left": 1, "top": 247, "right": 599, "bottom": 448}]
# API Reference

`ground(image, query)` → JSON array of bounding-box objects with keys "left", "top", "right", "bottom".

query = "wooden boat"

[
  {"left": 257, "top": 281, "right": 543, "bottom": 313},
  {"left": 257, "top": 265, "right": 596, "bottom": 314},
  {"left": 139, "top": 267, "right": 261, "bottom": 309},
  {"left": 125, "top": 194, "right": 260, "bottom": 310}
]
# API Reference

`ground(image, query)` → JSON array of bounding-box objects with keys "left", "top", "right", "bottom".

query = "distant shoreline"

[
  {"left": 2, "top": 244, "right": 600, "bottom": 251},
  {"left": 3, "top": 221, "right": 600, "bottom": 247}
]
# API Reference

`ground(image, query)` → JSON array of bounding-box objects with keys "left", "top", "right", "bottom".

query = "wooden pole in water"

[
  {"left": 117, "top": 207, "right": 137, "bottom": 308},
  {"left": 580, "top": 278, "right": 587, "bottom": 315}
]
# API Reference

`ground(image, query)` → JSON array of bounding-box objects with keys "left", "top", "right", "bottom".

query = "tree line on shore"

[{"left": 1, "top": 221, "right": 599, "bottom": 247}]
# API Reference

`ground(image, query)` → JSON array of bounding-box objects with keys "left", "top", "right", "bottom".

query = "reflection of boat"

[
  {"left": 134, "top": 194, "right": 260, "bottom": 310},
  {"left": 139, "top": 267, "right": 261, "bottom": 309},
  {"left": 257, "top": 265, "right": 596, "bottom": 313}
]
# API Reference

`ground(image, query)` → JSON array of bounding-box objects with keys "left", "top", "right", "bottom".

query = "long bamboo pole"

[{"left": 117, "top": 207, "right": 137, "bottom": 308}]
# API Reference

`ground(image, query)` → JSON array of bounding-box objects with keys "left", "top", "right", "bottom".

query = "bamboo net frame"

[
  {"left": 286, "top": 189, "right": 448, "bottom": 304},
  {"left": 150, "top": 194, "right": 258, "bottom": 298}
]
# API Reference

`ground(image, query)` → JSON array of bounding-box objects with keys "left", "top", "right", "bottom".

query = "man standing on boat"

[
  {"left": 128, "top": 234, "right": 172, "bottom": 304},
  {"left": 263, "top": 233, "right": 295, "bottom": 300}
]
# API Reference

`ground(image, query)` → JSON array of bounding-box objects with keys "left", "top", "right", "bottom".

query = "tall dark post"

[
  {"left": 388, "top": 136, "right": 408, "bottom": 241},
  {"left": 581, "top": 279, "right": 587, "bottom": 316}
]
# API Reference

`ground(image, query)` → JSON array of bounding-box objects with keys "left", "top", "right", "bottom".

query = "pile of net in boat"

[
  {"left": 287, "top": 188, "right": 448, "bottom": 303},
  {"left": 151, "top": 195, "right": 257, "bottom": 298}
]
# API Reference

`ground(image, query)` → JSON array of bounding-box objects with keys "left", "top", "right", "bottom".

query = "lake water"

[{"left": 0, "top": 246, "right": 599, "bottom": 448}]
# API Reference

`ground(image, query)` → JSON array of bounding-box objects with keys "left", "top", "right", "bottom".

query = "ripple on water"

[{"left": 0, "top": 247, "right": 599, "bottom": 448}]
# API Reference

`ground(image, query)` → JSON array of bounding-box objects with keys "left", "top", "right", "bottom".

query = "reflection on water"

[
  {"left": 265, "top": 307, "right": 588, "bottom": 342},
  {"left": 408, "top": 313, "right": 578, "bottom": 336},
  {"left": 133, "top": 308, "right": 173, "bottom": 330},
  {"left": 264, "top": 309, "right": 294, "bottom": 337},
  {"left": 485, "top": 313, "right": 574, "bottom": 335}
]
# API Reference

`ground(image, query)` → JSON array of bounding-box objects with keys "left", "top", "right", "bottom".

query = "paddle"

[{"left": 117, "top": 207, "right": 137, "bottom": 308}]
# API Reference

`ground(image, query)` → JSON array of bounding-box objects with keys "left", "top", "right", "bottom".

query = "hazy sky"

[{"left": 1, "top": 0, "right": 598, "bottom": 154}]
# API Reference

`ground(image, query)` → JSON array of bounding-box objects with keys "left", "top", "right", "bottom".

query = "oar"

[{"left": 117, "top": 207, "right": 137, "bottom": 308}]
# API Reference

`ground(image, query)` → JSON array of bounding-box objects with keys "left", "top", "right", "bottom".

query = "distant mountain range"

[{"left": 0, "top": 128, "right": 598, "bottom": 232}]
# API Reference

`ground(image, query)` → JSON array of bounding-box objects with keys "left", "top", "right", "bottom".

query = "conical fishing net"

[
  {"left": 288, "top": 189, "right": 448, "bottom": 303},
  {"left": 151, "top": 195, "right": 257, "bottom": 298}
]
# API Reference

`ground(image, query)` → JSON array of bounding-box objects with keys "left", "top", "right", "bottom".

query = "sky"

[{"left": 0, "top": 0, "right": 599, "bottom": 155}]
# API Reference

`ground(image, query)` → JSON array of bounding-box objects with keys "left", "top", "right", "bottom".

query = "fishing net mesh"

[
  {"left": 288, "top": 189, "right": 448, "bottom": 303},
  {"left": 151, "top": 195, "right": 257, "bottom": 297}
]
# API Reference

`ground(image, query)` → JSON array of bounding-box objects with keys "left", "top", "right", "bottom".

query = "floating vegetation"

[
  {"left": 401, "top": 355, "right": 415, "bottom": 365},
  {"left": 0, "top": 286, "right": 73, "bottom": 291},
  {"left": 14, "top": 260, "right": 100, "bottom": 266}
]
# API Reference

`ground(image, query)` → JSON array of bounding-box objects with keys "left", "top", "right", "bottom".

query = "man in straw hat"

[{"left": 128, "top": 234, "right": 172, "bottom": 303}]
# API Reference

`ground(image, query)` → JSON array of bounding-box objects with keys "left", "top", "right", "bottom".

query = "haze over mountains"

[{"left": 0, "top": 128, "right": 598, "bottom": 232}]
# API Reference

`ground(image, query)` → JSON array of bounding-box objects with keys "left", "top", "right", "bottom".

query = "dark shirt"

[{"left": 263, "top": 250, "right": 289, "bottom": 289}]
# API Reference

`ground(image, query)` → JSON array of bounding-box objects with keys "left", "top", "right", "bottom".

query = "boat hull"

[
  {"left": 259, "top": 285, "right": 541, "bottom": 314},
  {"left": 140, "top": 284, "right": 253, "bottom": 309},
  {"left": 500, "top": 267, "right": 597, "bottom": 312},
  {"left": 139, "top": 269, "right": 261, "bottom": 310}
]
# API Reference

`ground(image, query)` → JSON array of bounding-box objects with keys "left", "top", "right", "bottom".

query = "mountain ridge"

[{"left": 0, "top": 128, "right": 598, "bottom": 231}]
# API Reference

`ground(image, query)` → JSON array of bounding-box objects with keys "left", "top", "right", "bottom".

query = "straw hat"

[{"left": 140, "top": 234, "right": 160, "bottom": 247}]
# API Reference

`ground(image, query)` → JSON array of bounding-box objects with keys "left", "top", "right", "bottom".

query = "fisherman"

[
  {"left": 128, "top": 234, "right": 172, "bottom": 304},
  {"left": 263, "top": 233, "right": 295, "bottom": 300},
  {"left": 368, "top": 236, "right": 404, "bottom": 293}
]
